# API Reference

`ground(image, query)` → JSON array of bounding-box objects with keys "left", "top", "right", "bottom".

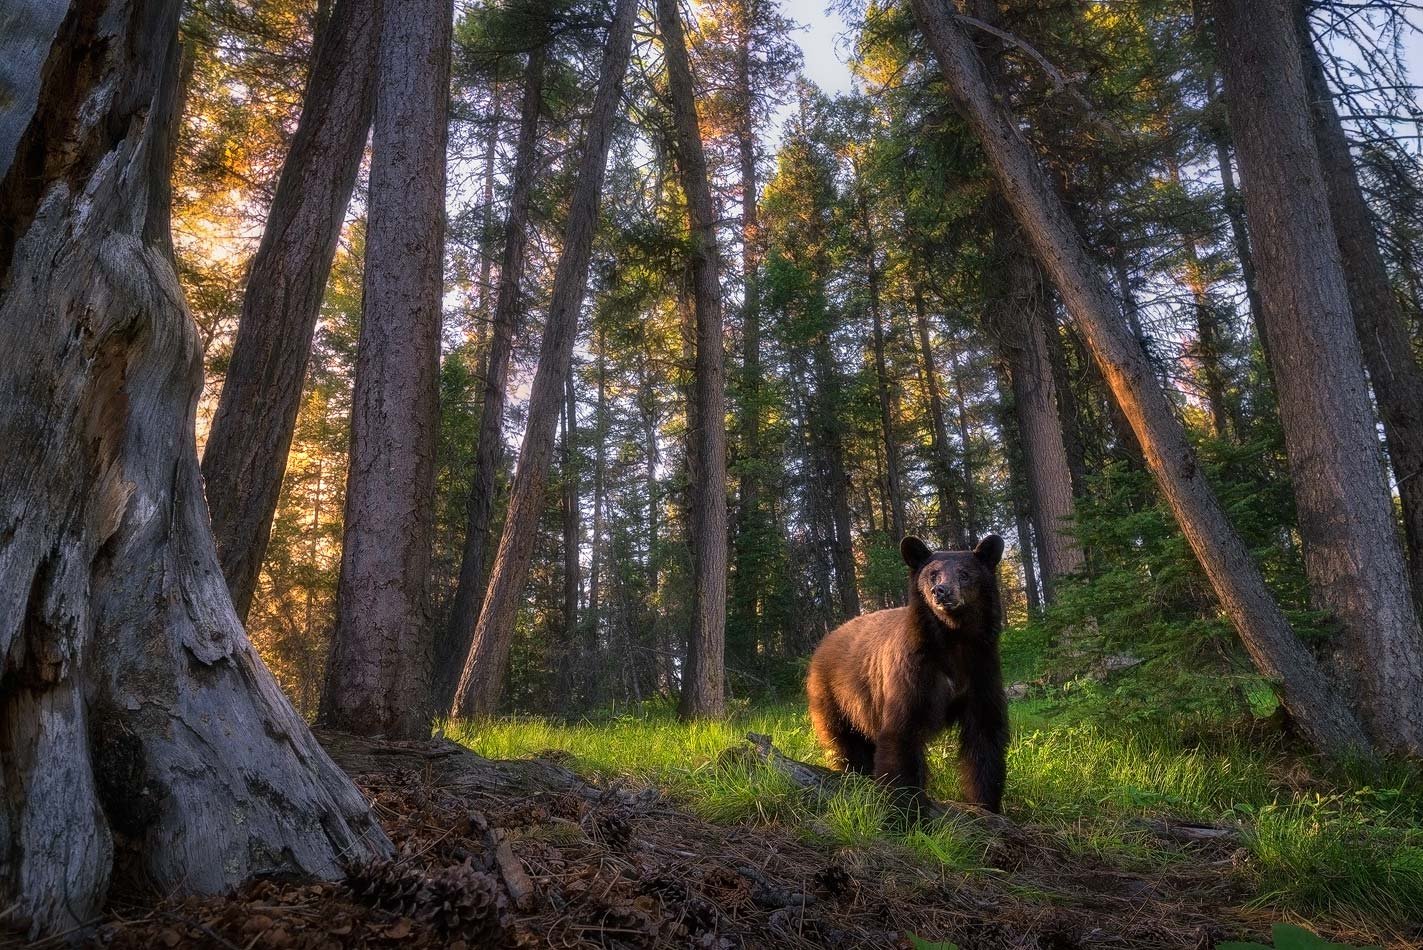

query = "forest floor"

[{"left": 76, "top": 687, "right": 1423, "bottom": 950}]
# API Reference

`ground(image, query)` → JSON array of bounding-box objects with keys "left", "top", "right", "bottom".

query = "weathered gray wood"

[
  {"left": 320, "top": 0, "right": 452, "bottom": 739},
  {"left": 907, "top": 0, "right": 1371, "bottom": 757},
  {"left": 0, "top": 2, "right": 390, "bottom": 939},
  {"left": 450, "top": 0, "right": 639, "bottom": 719},
  {"left": 201, "top": 0, "right": 378, "bottom": 621}
]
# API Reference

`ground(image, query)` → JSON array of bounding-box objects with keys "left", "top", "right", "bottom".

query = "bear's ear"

[
  {"left": 900, "top": 536, "right": 933, "bottom": 571},
  {"left": 974, "top": 534, "right": 1004, "bottom": 568}
]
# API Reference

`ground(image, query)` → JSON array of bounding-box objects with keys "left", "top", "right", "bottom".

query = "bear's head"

[{"left": 901, "top": 534, "right": 1004, "bottom": 625}]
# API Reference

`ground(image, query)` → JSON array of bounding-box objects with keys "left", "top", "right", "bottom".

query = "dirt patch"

[{"left": 67, "top": 733, "right": 1389, "bottom": 949}]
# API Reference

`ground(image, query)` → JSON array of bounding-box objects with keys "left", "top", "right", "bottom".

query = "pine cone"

[
  {"left": 592, "top": 806, "right": 636, "bottom": 848},
  {"left": 813, "top": 864, "right": 853, "bottom": 899},
  {"left": 423, "top": 862, "right": 507, "bottom": 944},
  {"left": 346, "top": 859, "right": 507, "bottom": 943}
]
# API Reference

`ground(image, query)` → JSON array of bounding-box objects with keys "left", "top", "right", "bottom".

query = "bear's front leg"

[
  {"left": 956, "top": 685, "right": 1009, "bottom": 813},
  {"left": 873, "top": 731, "right": 929, "bottom": 803}
]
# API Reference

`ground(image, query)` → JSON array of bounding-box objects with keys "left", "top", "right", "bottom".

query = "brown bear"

[{"left": 806, "top": 534, "right": 1008, "bottom": 812}]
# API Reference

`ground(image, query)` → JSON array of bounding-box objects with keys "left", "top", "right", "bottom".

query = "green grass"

[{"left": 443, "top": 668, "right": 1423, "bottom": 932}]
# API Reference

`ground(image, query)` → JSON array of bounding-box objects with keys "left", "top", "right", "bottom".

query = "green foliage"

[
  {"left": 448, "top": 692, "right": 1423, "bottom": 931},
  {"left": 905, "top": 935, "right": 959, "bottom": 950},
  {"left": 1218, "top": 923, "right": 1382, "bottom": 950},
  {"left": 1017, "top": 429, "right": 1332, "bottom": 734}
]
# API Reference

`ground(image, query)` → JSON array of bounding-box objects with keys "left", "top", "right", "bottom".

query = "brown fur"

[{"left": 806, "top": 535, "right": 1008, "bottom": 811}]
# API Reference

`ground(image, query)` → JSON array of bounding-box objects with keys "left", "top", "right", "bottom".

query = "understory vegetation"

[{"left": 450, "top": 668, "right": 1423, "bottom": 939}]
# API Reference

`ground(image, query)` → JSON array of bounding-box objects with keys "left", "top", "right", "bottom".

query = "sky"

[
  {"left": 776, "top": 0, "right": 1422, "bottom": 157},
  {"left": 782, "top": 0, "right": 856, "bottom": 96}
]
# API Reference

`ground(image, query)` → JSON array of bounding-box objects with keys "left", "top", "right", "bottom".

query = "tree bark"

[
  {"left": 813, "top": 334, "right": 862, "bottom": 621},
  {"left": 994, "top": 234, "right": 1084, "bottom": 599},
  {"left": 434, "top": 41, "right": 546, "bottom": 709},
  {"left": 588, "top": 327, "right": 609, "bottom": 694},
  {"left": 657, "top": 0, "right": 730, "bottom": 719},
  {"left": 562, "top": 364, "right": 581, "bottom": 654},
  {"left": 449, "top": 0, "right": 638, "bottom": 719},
  {"left": 320, "top": 0, "right": 451, "bottom": 739},
  {"left": 860, "top": 192, "right": 906, "bottom": 540},
  {"left": 912, "top": 280, "right": 969, "bottom": 547},
  {"left": 1212, "top": 0, "right": 1423, "bottom": 754},
  {"left": 1296, "top": 5, "right": 1423, "bottom": 614},
  {"left": 201, "top": 0, "right": 377, "bottom": 621},
  {"left": 909, "top": 0, "right": 1372, "bottom": 757},
  {"left": 0, "top": 3, "right": 389, "bottom": 938},
  {"left": 948, "top": 341, "right": 980, "bottom": 541}
]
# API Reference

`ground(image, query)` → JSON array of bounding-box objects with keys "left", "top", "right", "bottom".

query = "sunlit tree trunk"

[
  {"left": 450, "top": 0, "right": 638, "bottom": 719},
  {"left": 1212, "top": 0, "right": 1423, "bottom": 754},
  {"left": 657, "top": 0, "right": 729, "bottom": 718},
  {"left": 321, "top": 0, "right": 451, "bottom": 738},
  {"left": 434, "top": 39, "right": 546, "bottom": 709},
  {"left": 1295, "top": 5, "right": 1423, "bottom": 613},
  {"left": 202, "top": 0, "right": 377, "bottom": 621},
  {"left": 0, "top": 3, "right": 389, "bottom": 937},
  {"left": 909, "top": 0, "right": 1372, "bottom": 757}
]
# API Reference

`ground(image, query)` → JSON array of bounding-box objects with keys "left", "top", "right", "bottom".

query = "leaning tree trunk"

[
  {"left": 909, "top": 0, "right": 1372, "bottom": 758},
  {"left": 658, "top": 0, "right": 730, "bottom": 719},
  {"left": 450, "top": 0, "right": 639, "bottom": 720},
  {"left": 1296, "top": 5, "right": 1423, "bottom": 615},
  {"left": 1212, "top": 0, "right": 1423, "bottom": 755},
  {"left": 994, "top": 233, "right": 1083, "bottom": 600},
  {"left": 201, "top": 0, "right": 377, "bottom": 621},
  {"left": 434, "top": 39, "right": 547, "bottom": 710},
  {"left": 0, "top": 3, "right": 389, "bottom": 939},
  {"left": 320, "top": 0, "right": 452, "bottom": 739}
]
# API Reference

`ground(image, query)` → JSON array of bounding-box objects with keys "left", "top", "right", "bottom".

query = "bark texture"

[
  {"left": 450, "top": 0, "right": 638, "bottom": 719},
  {"left": 1213, "top": 0, "right": 1423, "bottom": 754},
  {"left": 321, "top": 0, "right": 452, "bottom": 738},
  {"left": 1296, "top": 6, "right": 1423, "bottom": 614},
  {"left": 0, "top": 3, "right": 389, "bottom": 938},
  {"left": 909, "top": 0, "right": 1371, "bottom": 757},
  {"left": 434, "top": 40, "right": 546, "bottom": 710},
  {"left": 995, "top": 238, "right": 1083, "bottom": 600},
  {"left": 658, "top": 0, "right": 730, "bottom": 719},
  {"left": 201, "top": 0, "right": 378, "bottom": 621},
  {"left": 911, "top": 277, "right": 968, "bottom": 548}
]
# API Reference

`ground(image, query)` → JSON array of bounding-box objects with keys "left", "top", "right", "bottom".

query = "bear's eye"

[{"left": 957, "top": 569, "right": 970, "bottom": 583}]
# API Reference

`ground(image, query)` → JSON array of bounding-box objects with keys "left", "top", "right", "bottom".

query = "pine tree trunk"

[
  {"left": 588, "top": 329, "right": 608, "bottom": 694},
  {"left": 201, "top": 0, "right": 377, "bottom": 621},
  {"left": 0, "top": 3, "right": 389, "bottom": 937},
  {"left": 734, "top": 28, "right": 763, "bottom": 560},
  {"left": 657, "top": 0, "right": 729, "bottom": 719},
  {"left": 450, "top": 0, "right": 638, "bottom": 719},
  {"left": 813, "top": 334, "right": 862, "bottom": 621},
  {"left": 563, "top": 365, "right": 581, "bottom": 661},
  {"left": 948, "top": 342, "right": 980, "bottom": 540},
  {"left": 909, "top": 0, "right": 1372, "bottom": 757},
  {"left": 1295, "top": 6, "right": 1423, "bottom": 613},
  {"left": 912, "top": 282, "right": 969, "bottom": 547},
  {"left": 861, "top": 193, "right": 906, "bottom": 540},
  {"left": 434, "top": 40, "right": 546, "bottom": 709},
  {"left": 995, "top": 235, "right": 1084, "bottom": 598},
  {"left": 320, "top": 0, "right": 451, "bottom": 739},
  {"left": 1212, "top": 0, "right": 1423, "bottom": 754}
]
